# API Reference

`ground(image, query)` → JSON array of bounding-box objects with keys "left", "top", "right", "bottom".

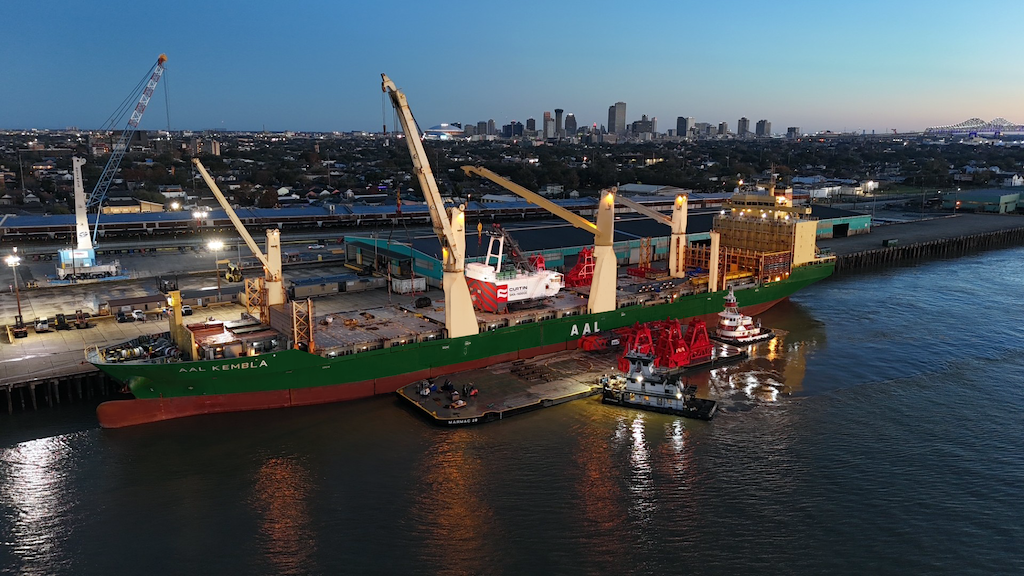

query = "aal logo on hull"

[{"left": 569, "top": 322, "right": 599, "bottom": 337}]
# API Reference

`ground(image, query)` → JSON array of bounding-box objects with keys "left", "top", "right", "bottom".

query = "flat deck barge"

[{"left": 396, "top": 349, "right": 618, "bottom": 426}]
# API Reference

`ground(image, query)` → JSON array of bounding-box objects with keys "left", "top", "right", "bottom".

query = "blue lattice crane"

[{"left": 87, "top": 54, "right": 167, "bottom": 243}]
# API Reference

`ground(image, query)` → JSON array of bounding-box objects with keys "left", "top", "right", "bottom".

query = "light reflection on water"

[
  {"left": 249, "top": 456, "right": 317, "bottom": 575},
  {"left": 0, "top": 433, "right": 83, "bottom": 575},
  {"left": 410, "top": 432, "right": 494, "bottom": 576}
]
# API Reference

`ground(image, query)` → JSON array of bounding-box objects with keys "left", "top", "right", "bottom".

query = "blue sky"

[{"left": 2, "top": 0, "right": 1021, "bottom": 134}]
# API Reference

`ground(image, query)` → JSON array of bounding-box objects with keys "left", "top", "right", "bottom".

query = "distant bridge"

[{"left": 925, "top": 117, "right": 1024, "bottom": 136}]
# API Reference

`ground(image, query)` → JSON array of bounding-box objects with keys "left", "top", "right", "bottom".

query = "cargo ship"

[
  {"left": 91, "top": 202, "right": 834, "bottom": 427},
  {"left": 90, "top": 75, "right": 834, "bottom": 428}
]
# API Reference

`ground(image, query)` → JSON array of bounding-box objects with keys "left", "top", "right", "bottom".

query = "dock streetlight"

[
  {"left": 208, "top": 239, "right": 224, "bottom": 298},
  {"left": 6, "top": 248, "right": 22, "bottom": 324}
]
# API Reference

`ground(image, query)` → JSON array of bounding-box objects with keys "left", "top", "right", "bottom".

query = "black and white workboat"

[{"left": 601, "top": 350, "right": 718, "bottom": 420}]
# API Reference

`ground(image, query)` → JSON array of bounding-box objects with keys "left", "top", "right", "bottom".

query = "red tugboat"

[{"left": 711, "top": 287, "right": 776, "bottom": 345}]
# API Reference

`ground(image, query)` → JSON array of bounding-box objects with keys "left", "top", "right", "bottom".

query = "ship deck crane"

[
  {"left": 460, "top": 165, "right": 617, "bottom": 314},
  {"left": 192, "top": 159, "right": 287, "bottom": 309},
  {"left": 87, "top": 54, "right": 168, "bottom": 244},
  {"left": 614, "top": 195, "right": 689, "bottom": 278},
  {"left": 382, "top": 74, "right": 478, "bottom": 338}
]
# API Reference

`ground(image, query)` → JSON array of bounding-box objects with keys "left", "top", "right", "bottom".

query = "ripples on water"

[{"left": 2, "top": 249, "right": 1023, "bottom": 575}]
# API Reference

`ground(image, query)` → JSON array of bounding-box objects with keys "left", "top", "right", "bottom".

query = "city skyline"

[{"left": 2, "top": 0, "right": 1022, "bottom": 135}]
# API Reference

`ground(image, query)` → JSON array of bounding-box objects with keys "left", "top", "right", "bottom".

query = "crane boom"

[
  {"left": 461, "top": 164, "right": 618, "bottom": 313},
  {"left": 461, "top": 165, "right": 598, "bottom": 234},
  {"left": 192, "top": 159, "right": 286, "bottom": 307},
  {"left": 381, "top": 74, "right": 460, "bottom": 266},
  {"left": 88, "top": 54, "right": 168, "bottom": 243},
  {"left": 192, "top": 159, "right": 269, "bottom": 270},
  {"left": 381, "top": 73, "right": 478, "bottom": 338},
  {"left": 615, "top": 195, "right": 671, "bottom": 226}
]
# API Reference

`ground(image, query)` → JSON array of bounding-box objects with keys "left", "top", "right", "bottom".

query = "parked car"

[
  {"left": 116, "top": 311, "right": 133, "bottom": 323},
  {"left": 132, "top": 310, "right": 146, "bottom": 321},
  {"left": 181, "top": 305, "right": 193, "bottom": 316},
  {"left": 307, "top": 244, "right": 326, "bottom": 250}
]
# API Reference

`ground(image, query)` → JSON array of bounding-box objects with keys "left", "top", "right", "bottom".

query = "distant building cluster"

[{"left": 420, "top": 95, "right": 792, "bottom": 145}]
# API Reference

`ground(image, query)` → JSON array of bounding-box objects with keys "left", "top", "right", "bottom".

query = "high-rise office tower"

[
  {"left": 554, "top": 109, "right": 564, "bottom": 138},
  {"left": 564, "top": 113, "right": 577, "bottom": 136},
  {"left": 608, "top": 102, "right": 626, "bottom": 135},
  {"left": 543, "top": 112, "right": 555, "bottom": 139},
  {"left": 787, "top": 126, "right": 800, "bottom": 139},
  {"left": 756, "top": 119, "right": 771, "bottom": 137},
  {"left": 477, "top": 121, "right": 487, "bottom": 136},
  {"left": 737, "top": 117, "right": 750, "bottom": 137},
  {"left": 526, "top": 117, "right": 536, "bottom": 132},
  {"left": 676, "top": 117, "right": 694, "bottom": 138},
  {"left": 487, "top": 119, "right": 496, "bottom": 136},
  {"left": 718, "top": 122, "right": 729, "bottom": 135}
]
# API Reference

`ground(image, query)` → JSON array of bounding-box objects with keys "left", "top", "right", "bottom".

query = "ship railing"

[{"left": 85, "top": 346, "right": 102, "bottom": 364}]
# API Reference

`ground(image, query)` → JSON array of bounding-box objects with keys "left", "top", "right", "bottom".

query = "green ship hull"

[{"left": 94, "top": 261, "right": 833, "bottom": 427}]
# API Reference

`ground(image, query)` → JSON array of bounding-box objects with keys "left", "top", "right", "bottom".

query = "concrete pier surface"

[{"left": 819, "top": 212, "right": 1024, "bottom": 256}]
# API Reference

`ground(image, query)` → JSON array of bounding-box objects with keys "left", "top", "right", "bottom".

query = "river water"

[{"left": 2, "top": 248, "right": 1023, "bottom": 575}]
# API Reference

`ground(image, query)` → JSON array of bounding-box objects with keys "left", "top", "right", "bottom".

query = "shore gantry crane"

[
  {"left": 382, "top": 74, "right": 479, "bottom": 338},
  {"left": 461, "top": 165, "right": 618, "bottom": 314}
]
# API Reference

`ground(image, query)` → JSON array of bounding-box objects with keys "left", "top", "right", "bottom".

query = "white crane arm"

[
  {"left": 192, "top": 158, "right": 271, "bottom": 270},
  {"left": 381, "top": 74, "right": 461, "bottom": 265}
]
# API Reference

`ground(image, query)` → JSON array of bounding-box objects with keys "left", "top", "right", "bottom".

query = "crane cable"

[
  {"left": 163, "top": 65, "right": 171, "bottom": 131},
  {"left": 101, "top": 63, "right": 155, "bottom": 131}
]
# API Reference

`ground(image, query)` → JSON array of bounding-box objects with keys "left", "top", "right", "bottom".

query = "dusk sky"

[{"left": 2, "top": 0, "right": 1021, "bottom": 134}]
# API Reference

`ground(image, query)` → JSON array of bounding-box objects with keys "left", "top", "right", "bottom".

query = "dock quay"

[
  {"left": 819, "top": 213, "right": 1024, "bottom": 273},
  {"left": 2, "top": 371, "right": 117, "bottom": 415},
  {"left": 396, "top": 350, "right": 618, "bottom": 426}
]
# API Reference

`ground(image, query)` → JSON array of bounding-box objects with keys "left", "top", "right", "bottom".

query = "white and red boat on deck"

[
  {"left": 711, "top": 287, "right": 776, "bottom": 345},
  {"left": 465, "top": 224, "right": 563, "bottom": 313}
]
